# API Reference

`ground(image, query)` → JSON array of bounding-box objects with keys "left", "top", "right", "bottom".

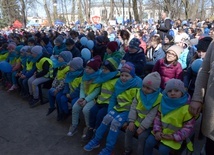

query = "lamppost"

[{"left": 53, "top": 0, "right": 57, "bottom": 23}]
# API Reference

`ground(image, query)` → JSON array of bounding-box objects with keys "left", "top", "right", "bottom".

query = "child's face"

[
  {"left": 142, "top": 85, "right": 155, "bottom": 94},
  {"left": 85, "top": 66, "right": 95, "bottom": 74},
  {"left": 106, "top": 48, "right": 112, "bottom": 54},
  {"left": 120, "top": 72, "right": 132, "bottom": 83},
  {"left": 197, "top": 50, "right": 206, "bottom": 59},
  {"left": 58, "top": 56, "right": 64, "bottom": 62},
  {"left": 167, "top": 89, "right": 183, "bottom": 98},
  {"left": 166, "top": 50, "right": 177, "bottom": 62},
  {"left": 102, "top": 66, "right": 110, "bottom": 74}
]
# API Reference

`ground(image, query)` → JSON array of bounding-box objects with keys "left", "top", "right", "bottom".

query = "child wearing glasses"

[{"left": 152, "top": 45, "right": 183, "bottom": 89}]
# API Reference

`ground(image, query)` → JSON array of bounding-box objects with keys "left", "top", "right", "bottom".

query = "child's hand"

[
  {"left": 137, "top": 127, "right": 145, "bottom": 135},
  {"left": 66, "top": 94, "right": 71, "bottom": 99},
  {"left": 121, "top": 60, "right": 126, "bottom": 65},
  {"left": 154, "top": 132, "right": 162, "bottom": 141},
  {"left": 81, "top": 100, "right": 87, "bottom": 106},
  {"left": 20, "top": 74, "right": 26, "bottom": 79},
  {"left": 162, "top": 134, "right": 174, "bottom": 140},
  {"left": 127, "top": 122, "right": 135, "bottom": 132}
]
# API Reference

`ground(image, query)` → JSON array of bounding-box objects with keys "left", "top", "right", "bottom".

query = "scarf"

[
  {"left": 140, "top": 88, "right": 161, "bottom": 110},
  {"left": 82, "top": 69, "right": 101, "bottom": 81},
  {"left": 114, "top": 76, "right": 142, "bottom": 97},
  {"left": 65, "top": 69, "right": 83, "bottom": 83},
  {"left": 93, "top": 70, "right": 119, "bottom": 84},
  {"left": 160, "top": 92, "right": 188, "bottom": 116},
  {"left": 54, "top": 60, "right": 67, "bottom": 68}
]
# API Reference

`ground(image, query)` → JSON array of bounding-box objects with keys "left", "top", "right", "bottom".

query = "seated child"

[
  {"left": 124, "top": 72, "right": 162, "bottom": 155},
  {"left": 57, "top": 57, "right": 84, "bottom": 121},
  {"left": 144, "top": 79, "right": 195, "bottom": 155},
  {"left": 67, "top": 55, "right": 102, "bottom": 137},
  {"left": 84, "top": 62, "right": 142, "bottom": 155},
  {"left": 46, "top": 51, "right": 72, "bottom": 116},
  {"left": 82, "top": 57, "right": 120, "bottom": 142}
]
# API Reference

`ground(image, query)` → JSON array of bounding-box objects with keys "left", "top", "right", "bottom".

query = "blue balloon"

[
  {"left": 80, "top": 37, "right": 88, "bottom": 46},
  {"left": 81, "top": 48, "right": 91, "bottom": 61},
  {"left": 0, "top": 61, "right": 12, "bottom": 73},
  {"left": 191, "top": 58, "right": 203, "bottom": 73},
  {"left": 86, "top": 40, "right": 94, "bottom": 50}
]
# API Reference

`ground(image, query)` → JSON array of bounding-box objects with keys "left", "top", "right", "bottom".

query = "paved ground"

[{"left": 0, "top": 88, "right": 204, "bottom": 155}]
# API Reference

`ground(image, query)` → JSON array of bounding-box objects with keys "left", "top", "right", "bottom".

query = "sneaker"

[
  {"left": 8, "top": 85, "right": 18, "bottom": 92},
  {"left": 30, "top": 99, "right": 40, "bottom": 108},
  {"left": 67, "top": 125, "right": 78, "bottom": 136},
  {"left": 82, "top": 128, "right": 94, "bottom": 142},
  {"left": 46, "top": 107, "right": 56, "bottom": 116},
  {"left": 83, "top": 139, "right": 100, "bottom": 151},
  {"left": 81, "top": 126, "right": 89, "bottom": 139},
  {"left": 98, "top": 148, "right": 112, "bottom": 155}
]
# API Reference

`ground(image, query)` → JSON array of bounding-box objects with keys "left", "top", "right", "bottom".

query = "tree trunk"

[
  {"left": 138, "top": 0, "right": 143, "bottom": 22},
  {"left": 132, "top": 0, "right": 139, "bottom": 22},
  {"left": 64, "top": 0, "right": 69, "bottom": 23},
  {"left": 128, "top": 0, "right": 132, "bottom": 21},
  {"left": 20, "top": 0, "right": 26, "bottom": 27},
  {"left": 108, "top": 0, "right": 114, "bottom": 20},
  {"left": 43, "top": 0, "right": 52, "bottom": 26},
  {"left": 71, "top": 0, "right": 75, "bottom": 22}
]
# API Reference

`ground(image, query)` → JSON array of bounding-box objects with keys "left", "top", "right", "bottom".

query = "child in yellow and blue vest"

[
  {"left": 67, "top": 55, "right": 102, "bottom": 137},
  {"left": 28, "top": 45, "right": 53, "bottom": 108},
  {"left": 124, "top": 72, "right": 162, "bottom": 155},
  {"left": 18, "top": 46, "right": 36, "bottom": 98},
  {"left": 144, "top": 79, "right": 196, "bottom": 155},
  {"left": 84, "top": 62, "right": 142, "bottom": 155},
  {"left": 82, "top": 57, "right": 120, "bottom": 142},
  {"left": 8, "top": 45, "right": 24, "bottom": 92},
  {"left": 46, "top": 51, "right": 72, "bottom": 116},
  {"left": 57, "top": 57, "right": 84, "bottom": 121}
]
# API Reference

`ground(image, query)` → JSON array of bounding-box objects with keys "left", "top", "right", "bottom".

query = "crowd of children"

[{"left": 0, "top": 23, "right": 212, "bottom": 154}]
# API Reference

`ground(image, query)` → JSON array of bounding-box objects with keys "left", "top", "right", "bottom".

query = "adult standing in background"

[
  {"left": 157, "top": 12, "right": 172, "bottom": 40},
  {"left": 189, "top": 41, "right": 214, "bottom": 155}
]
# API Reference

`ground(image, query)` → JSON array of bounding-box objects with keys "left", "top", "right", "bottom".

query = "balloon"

[
  {"left": 86, "top": 40, "right": 94, "bottom": 50},
  {"left": 191, "top": 58, "right": 203, "bottom": 73},
  {"left": 81, "top": 48, "right": 91, "bottom": 61},
  {"left": 0, "top": 61, "right": 12, "bottom": 73},
  {"left": 80, "top": 37, "right": 88, "bottom": 46}
]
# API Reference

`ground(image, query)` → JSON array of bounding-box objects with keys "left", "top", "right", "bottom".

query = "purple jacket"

[{"left": 152, "top": 59, "right": 183, "bottom": 89}]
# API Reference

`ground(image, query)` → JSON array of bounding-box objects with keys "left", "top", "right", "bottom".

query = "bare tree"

[
  {"left": 43, "top": 0, "right": 52, "bottom": 26},
  {"left": 132, "top": 0, "right": 139, "bottom": 22},
  {"left": 108, "top": 0, "right": 115, "bottom": 20}
]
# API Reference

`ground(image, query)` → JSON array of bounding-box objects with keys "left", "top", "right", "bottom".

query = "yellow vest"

[
  {"left": 69, "top": 76, "right": 82, "bottom": 93},
  {"left": 114, "top": 88, "right": 138, "bottom": 112},
  {"left": 56, "top": 66, "right": 70, "bottom": 80},
  {"left": 26, "top": 61, "right": 34, "bottom": 71},
  {"left": 36, "top": 57, "right": 53, "bottom": 78},
  {"left": 134, "top": 90, "right": 162, "bottom": 127},
  {"left": 0, "top": 52, "right": 9, "bottom": 61},
  {"left": 96, "top": 77, "right": 119, "bottom": 105},
  {"left": 159, "top": 104, "right": 194, "bottom": 151},
  {"left": 83, "top": 81, "right": 101, "bottom": 96}
]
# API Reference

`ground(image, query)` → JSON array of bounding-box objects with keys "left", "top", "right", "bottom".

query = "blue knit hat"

[
  {"left": 120, "top": 62, "right": 136, "bottom": 77},
  {"left": 129, "top": 38, "right": 141, "bottom": 50}
]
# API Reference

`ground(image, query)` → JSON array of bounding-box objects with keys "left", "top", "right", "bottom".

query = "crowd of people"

[{"left": 0, "top": 11, "right": 214, "bottom": 155}]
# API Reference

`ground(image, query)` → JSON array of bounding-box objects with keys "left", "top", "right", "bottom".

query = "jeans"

[
  {"left": 125, "top": 127, "right": 151, "bottom": 155},
  {"left": 89, "top": 104, "right": 108, "bottom": 129},
  {"left": 58, "top": 95, "right": 78, "bottom": 114},
  {"left": 72, "top": 99, "right": 95, "bottom": 127},
  {"left": 48, "top": 88, "right": 63, "bottom": 109},
  {"left": 144, "top": 134, "right": 172, "bottom": 155},
  {"left": 11, "top": 71, "right": 18, "bottom": 85},
  {"left": 28, "top": 75, "right": 50, "bottom": 99},
  {"left": 93, "top": 110, "right": 129, "bottom": 152}
]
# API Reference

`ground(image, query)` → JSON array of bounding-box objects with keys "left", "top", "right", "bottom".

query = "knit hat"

[
  {"left": 165, "top": 34, "right": 174, "bottom": 43},
  {"left": 120, "top": 62, "right": 136, "bottom": 77},
  {"left": 69, "top": 57, "right": 83, "bottom": 70},
  {"left": 107, "top": 41, "right": 118, "bottom": 52},
  {"left": 65, "top": 38, "right": 75, "bottom": 45},
  {"left": 31, "top": 45, "right": 43, "bottom": 55},
  {"left": 59, "top": 51, "right": 73, "bottom": 63},
  {"left": 103, "top": 57, "right": 119, "bottom": 72},
  {"left": 196, "top": 37, "right": 213, "bottom": 52},
  {"left": 86, "top": 55, "right": 102, "bottom": 71},
  {"left": 41, "top": 37, "right": 49, "bottom": 45},
  {"left": 20, "top": 46, "right": 30, "bottom": 53},
  {"left": 143, "top": 72, "right": 161, "bottom": 91},
  {"left": 54, "top": 35, "right": 64, "bottom": 44},
  {"left": 28, "top": 37, "right": 35, "bottom": 44},
  {"left": 15, "top": 45, "right": 24, "bottom": 53},
  {"left": 164, "top": 79, "right": 186, "bottom": 94},
  {"left": 7, "top": 42, "right": 16, "bottom": 50},
  {"left": 129, "top": 38, "right": 141, "bottom": 50},
  {"left": 167, "top": 45, "right": 183, "bottom": 58}
]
